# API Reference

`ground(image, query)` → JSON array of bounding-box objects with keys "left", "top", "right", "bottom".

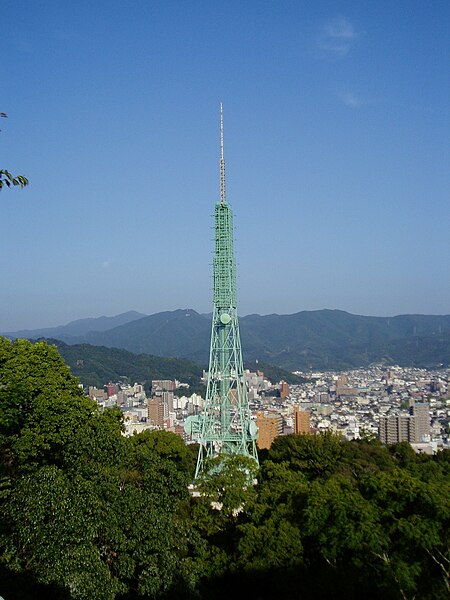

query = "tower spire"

[
  {"left": 187, "top": 104, "right": 258, "bottom": 479},
  {"left": 220, "top": 102, "right": 226, "bottom": 204}
]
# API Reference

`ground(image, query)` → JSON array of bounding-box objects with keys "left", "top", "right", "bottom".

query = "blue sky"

[{"left": 1, "top": 0, "right": 449, "bottom": 330}]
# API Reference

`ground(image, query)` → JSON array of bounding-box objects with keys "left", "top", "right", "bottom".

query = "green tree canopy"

[
  {"left": 1, "top": 338, "right": 449, "bottom": 599},
  {"left": 0, "top": 338, "right": 197, "bottom": 599}
]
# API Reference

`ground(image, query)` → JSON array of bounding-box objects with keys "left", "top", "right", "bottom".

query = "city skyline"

[{"left": 1, "top": 0, "right": 449, "bottom": 330}]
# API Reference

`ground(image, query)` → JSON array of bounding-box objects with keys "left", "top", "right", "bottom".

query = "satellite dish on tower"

[{"left": 249, "top": 421, "right": 258, "bottom": 438}]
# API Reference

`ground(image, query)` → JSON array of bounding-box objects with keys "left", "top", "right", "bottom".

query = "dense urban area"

[{"left": 88, "top": 365, "right": 450, "bottom": 454}]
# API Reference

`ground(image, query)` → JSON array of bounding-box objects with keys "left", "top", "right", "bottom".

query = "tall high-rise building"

[
  {"left": 280, "top": 381, "right": 290, "bottom": 399},
  {"left": 161, "top": 391, "right": 174, "bottom": 412},
  {"left": 148, "top": 397, "right": 165, "bottom": 428},
  {"left": 256, "top": 411, "right": 283, "bottom": 450},
  {"left": 409, "top": 402, "right": 430, "bottom": 442},
  {"left": 379, "top": 403, "right": 431, "bottom": 445},
  {"left": 151, "top": 380, "right": 175, "bottom": 413},
  {"left": 187, "top": 105, "right": 258, "bottom": 478},
  {"left": 294, "top": 405, "right": 310, "bottom": 434},
  {"left": 106, "top": 383, "right": 119, "bottom": 397},
  {"left": 379, "top": 414, "right": 416, "bottom": 444}
]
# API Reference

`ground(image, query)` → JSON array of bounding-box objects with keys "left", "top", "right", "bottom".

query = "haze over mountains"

[
  {"left": 3, "top": 309, "right": 449, "bottom": 371},
  {"left": 2, "top": 311, "right": 147, "bottom": 341}
]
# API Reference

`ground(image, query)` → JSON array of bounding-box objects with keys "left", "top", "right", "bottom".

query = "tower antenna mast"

[
  {"left": 220, "top": 102, "right": 226, "bottom": 204},
  {"left": 186, "top": 104, "right": 259, "bottom": 478}
]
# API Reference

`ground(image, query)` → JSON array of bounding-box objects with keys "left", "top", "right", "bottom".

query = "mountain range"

[
  {"left": 3, "top": 309, "right": 450, "bottom": 371},
  {"left": 2, "top": 311, "right": 146, "bottom": 341}
]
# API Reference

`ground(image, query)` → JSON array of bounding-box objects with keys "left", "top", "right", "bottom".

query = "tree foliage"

[
  {"left": 0, "top": 337, "right": 449, "bottom": 599},
  {"left": 0, "top": 113, "right": 28, "bottom": 190},
  {"left": 0, "top": 169, "right": 28, "bottom": 189},
  {"left": 0, "top": 338, "right": 195, "bottom": 599}
]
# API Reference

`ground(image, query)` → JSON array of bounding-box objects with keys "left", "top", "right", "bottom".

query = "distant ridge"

[
  {"left": 2, "top": 308, "right": 449, "bottom": 370},
  {"left": 2, "top": 310, "right": 146, "bottom": 342}
]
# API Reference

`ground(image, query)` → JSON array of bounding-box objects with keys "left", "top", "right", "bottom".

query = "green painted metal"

[{"left": 194, "top": 106, "right": 258, "bottom": 479}]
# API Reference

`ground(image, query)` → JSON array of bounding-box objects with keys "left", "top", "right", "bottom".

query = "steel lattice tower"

[{"left": 193, "top": 104, "right": 258, "bottom": 478}]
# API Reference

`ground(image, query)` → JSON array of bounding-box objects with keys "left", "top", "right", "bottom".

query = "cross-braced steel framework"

[{"left": 194, "top": 105, "right": 258, "bottom": 478}]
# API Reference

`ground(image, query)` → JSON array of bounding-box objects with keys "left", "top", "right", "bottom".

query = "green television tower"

[{"left": 191, "top": 104, "right": 258, "bottom": 478}]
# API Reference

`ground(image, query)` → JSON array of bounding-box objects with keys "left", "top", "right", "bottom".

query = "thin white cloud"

[
  {"left": 338, "top": 91, "right": 362, "bottom": 108},
  {"left": 317, "top": 17, "right": 359, "bottom": 58},
  {"left": 100, "top": 259, "right": 112, "bottom": 268}
]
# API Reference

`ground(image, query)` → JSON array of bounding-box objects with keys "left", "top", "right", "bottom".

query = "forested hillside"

[
  {"left": 1, "top": 337, "right": 449, "bottom": 599},
  {"left": 4, "top": 309, "right": 449, "bottom": 370},
  {"left": 39, "top": 340, "right": 305, "bottom": 388},
  {"left": 48, "top": 339, "right": 204, "bottom": 389}
]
